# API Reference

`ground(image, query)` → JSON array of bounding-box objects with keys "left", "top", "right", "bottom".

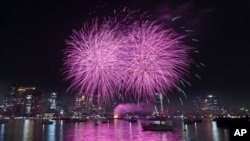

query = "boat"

[
  {"left": 41, "top": 120, "right": 53, "bottom": 125},
  {"left": 141, "top": 93, "right": 174, "bottom": 131},
  {"left": 147, "top": 116, "right": 167, "bottom": 121},
  {"left": 142, "top": 121, "right": 174, "bottom": 131}
]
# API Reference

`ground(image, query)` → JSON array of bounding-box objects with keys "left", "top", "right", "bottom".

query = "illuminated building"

[
  {"left": 193, "top": 94, "right": 219, "bottom": 111},
  {"left": 75, "top": 95, "right": 86, "bottom": 108},
  {"left": 73, "top": 93, "right": 110, "bottom": 117},
  {"left": 72, "top": 95, "right": 86, "bottom": 117},
  {"left": 154, "top": 93, "right": 164, "bottom": 116},
  {"left": 3, "top": 84, "right": 43, "bottom": 117},
  {"left": 25, "top": 88, "right": 43, "bottom": 116},
  {"left": 49, "top": 92, "right": 57, "bottom": 110},
  {"left": 3, "top": 83, "right": 19, "bottom": 116},
  {"left": 204, "top": 94, "right": 218, "bottom": 111}
]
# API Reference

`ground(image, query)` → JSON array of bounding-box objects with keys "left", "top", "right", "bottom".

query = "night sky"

[{"left": 0, "top": 0, "right": 250, "bottom": 108}]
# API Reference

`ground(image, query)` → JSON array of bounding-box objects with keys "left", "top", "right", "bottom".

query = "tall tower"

[
  {"left": 4, "top": 83, "right": 19, "bottom": 116},
  {"left": 155, "top": 93, "right": 164, "bottom": 116},
  {"left": 204, "top": 94, "right": 218, "bottom": 111},
  {"left": 49, "top": 92, "right": 57, "bottom": 110},
  {"left": 3, "top": 84, "right": 43, "bottom": 117}
]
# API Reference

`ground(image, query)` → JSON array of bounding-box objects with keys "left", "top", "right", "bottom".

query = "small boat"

[
  {"left": 41, "top": 120, "right": 53, "bottom": 125},
  {"left": 142, "top": 121, "right": 174, "bottom": 131}
]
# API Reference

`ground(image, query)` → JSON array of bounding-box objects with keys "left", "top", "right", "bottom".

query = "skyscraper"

[
  {"left": 193, "top": 94, "right": 218, "bottom": 112},
  {"left": 49, "top": 92, "right": 57, "bottom": 110},
  {"left": 3, "top": 84, "right": 43, "bottom": 117}
]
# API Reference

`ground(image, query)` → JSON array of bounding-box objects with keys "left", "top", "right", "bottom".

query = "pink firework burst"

[
  {"left": 63, "top": 19, "right": 125, "bottom": 103},
  {"left": 63, "top": 10, "right": 193, "bottom": 103},
  {"left": 123, "top": 21, "right": 191, "bottom": 100}
]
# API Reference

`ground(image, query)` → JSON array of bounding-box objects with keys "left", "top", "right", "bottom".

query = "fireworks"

[
  {"left": 123, "top": 21, "right": 191, "bottom": 100},
  {"left": 63, "top": 9, "right": 192, "bottom": 103},
  {"left": 63, "top": 19, "right": 125, "bottom": 102}
]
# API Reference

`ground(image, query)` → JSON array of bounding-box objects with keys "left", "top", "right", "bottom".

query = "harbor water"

[{"left": 0, "top": 119, "right": 229, "bottom": 141}]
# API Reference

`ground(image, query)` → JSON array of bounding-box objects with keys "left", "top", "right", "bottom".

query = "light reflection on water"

[
  {"left": 212, "top": 121, "right": 219, "bottom": 141},
  {"left": 23, "top": 120, "right": 33, "bottom": 141},
  {"left": 0, "top": 124, "right": 4, "bottom": 141},
  {"left": 47, "top": 120, "right": 56, "bottom": 141},
  {"left": 0, "top": 119, "right": 229, "bottom": 141}
]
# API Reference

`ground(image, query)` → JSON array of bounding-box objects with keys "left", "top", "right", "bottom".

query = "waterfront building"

[
  {"left": 2, "top": 83, "right": 43, "bottom": 117},
  {"left": 75, "top": 95, "right": 86, "bottom": 108},
  {"left": 193, "top": 94, "right": 219, "bottom": 114},
  {"left": 49, "top": 92, "right": 57, "bottom": 110},
  {"left": 204, "top": 94, "right": 218, "bottom": 111},
  {"left": 155, "top": 93, "right": 164, "bottom": 116},
  {"left": 73, "top": 95, "right": 86, "bottom": 117}
]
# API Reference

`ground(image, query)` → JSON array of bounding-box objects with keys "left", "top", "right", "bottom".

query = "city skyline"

[{"left": 1, "top": 0, "right": 250, "bottom": 108}]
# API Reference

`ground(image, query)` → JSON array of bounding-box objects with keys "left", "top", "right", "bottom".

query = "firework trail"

[{"left": 63, "top": 9, "right": 193, "bottom": 103}]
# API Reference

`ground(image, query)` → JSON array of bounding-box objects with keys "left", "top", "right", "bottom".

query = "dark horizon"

[{"left": 1, "top": 0, "right": 250, "bottom": 108}]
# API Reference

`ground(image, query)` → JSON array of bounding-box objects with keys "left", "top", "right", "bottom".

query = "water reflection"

[
  {"left": 0, "top": 119, "right": 229, "bottom": 141},
  {"left": 212, "top": 121, "right": 219, "bottom": 141},
  {"left": 181, "top": 120, "right": 230, "bottom": 141},
  {"left": 129, "top": 122, "right": 133, "bottom": 141},
  {"left": 161, "top": 133, "right": 167, "bottom": 141},
  {"left": 23, "top": 120, "right": 33, "bottom": 141},
  {"left": 224, "top": 129, "right": 229, "bottom": 141},
  {"left": 0, "top": 124, "right": 5, "bottom": 141},
  {"left": 47, "top": 121, "right": 56, "bottom": 141},
  {"left": 194, "top": 123, "right": 199, "bottom": 141},
  {"left": 59, "top": 121, "right": 64, "bottom": 141}
]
